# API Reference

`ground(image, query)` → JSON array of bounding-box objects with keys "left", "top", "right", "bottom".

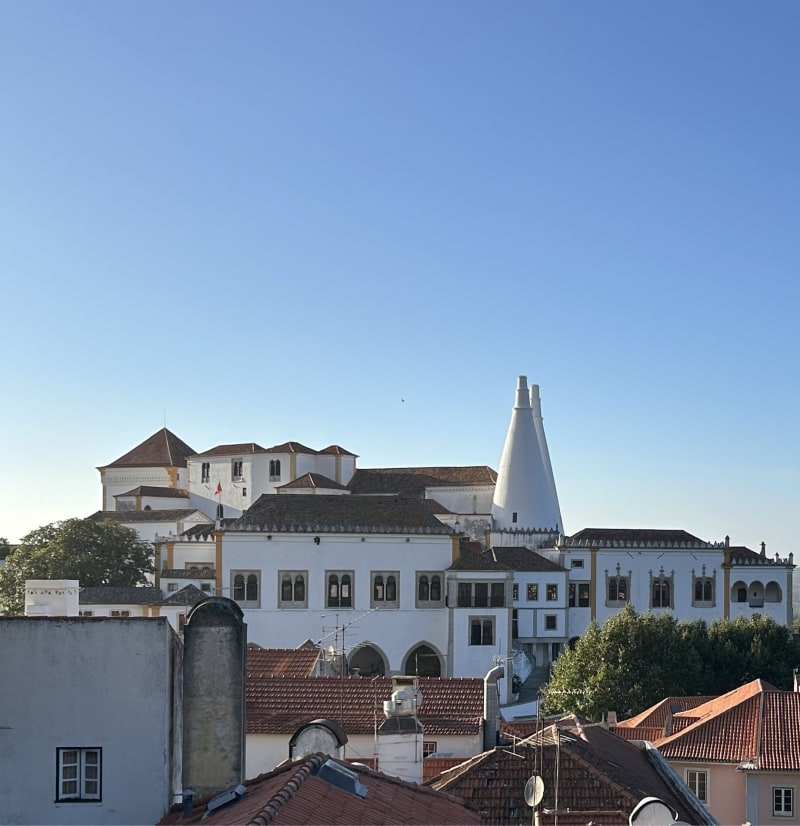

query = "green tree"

[
  {"left": 0, "top": 519, "right": 153, "bottom": 615},
  {"left": 540, "top": 606, "right": 799, "bottom": 721}
]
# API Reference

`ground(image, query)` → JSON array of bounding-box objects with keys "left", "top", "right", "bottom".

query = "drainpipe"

[{"left": 483, "top": 665, "right": 505, "bottom": 750}]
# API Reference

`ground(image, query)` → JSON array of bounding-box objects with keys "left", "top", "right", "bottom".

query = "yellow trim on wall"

[
  {"left": 290, "top": 454, "right": 297, "bottom": 481},
  {"left": 451, "top": 534, "right": 461, "bottom": 563},
  {"left": 151, "top": 605, "right": 161, "bottom": 617},
  {"left": 166, "top": 542, "right": 175, "bottom": 571},
  {"left": 167, "top": 467, "right": 178, "bottom": 488}
]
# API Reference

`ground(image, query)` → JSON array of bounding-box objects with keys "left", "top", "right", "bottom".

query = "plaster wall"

[
  {"left": 0, "top": 617, "right": 179, "bottom": 826},
  {"left": 669, "top": 760, "right": 744, "bottom": 826},
  {"left": 101, "top": 467, "right": 173, "bottom": 510}
]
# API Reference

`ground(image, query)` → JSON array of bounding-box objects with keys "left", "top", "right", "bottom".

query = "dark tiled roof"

[
  {"left": 194, "top": 442, "right": 268, "bottom": 457},
  {"left": 487, "top": 547, "right": 567, "bottom": 572},
  {"left": 247, "top": 676, "right": 484, "bottom": 737},
  {"left": 727, "top": 545, "right": 791, "bottom": 566},
  {"left": 263, "top": 441, "right": 319, "bottom": 454},
  {"left": 278, "top": 473, "right": 348, "bottom": 491},
  {"left": 101, "top": 428, "right": 196, "bottom": 469},
  {"left": 181, "top": 524, "right": 218, "bottom": 539},
  {"left": 88, "top": 509, "right": 208, "bottom": 524},
  {"left": 116, "top": 486, "right": 189, "bottom": 499},
  {"left": 348, "top": 466, "right": 498, "bottom": 496},
  {"left": 564, "top": 528, "right": 711, "bottom": 548},
  {"left": 160, "top": 567, "right": 216, "bottom": 580},
  {"left": 448, "top": 549, "right": 509, "bottom": 571},
  {"left": 160, "top": 584, "right": 208, "bottom": 607},
  {"left": 247, "top": 644, "right": 321, "bottom": 678},
  {"left": 431, "top": 725, "right": 704, "bottom": 825},
  {"left": 79, "top": 586, "right": 162, "bottom": 605},
  {"left": 234, "top": 495, "right": 451, "bottom": 534},
  {"left": 317, "top": 445, "right": 357, "bottom": 456},
  {"left": 158, "top": 752, "right": 480, "bottom": 825}
]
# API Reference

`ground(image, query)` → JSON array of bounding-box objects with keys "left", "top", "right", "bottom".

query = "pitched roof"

[
  {"left": 317, "top": 445, "right": 357, "bottom": 456},
  {"left": 278, "top": 473, "right": 348, "bottom": 491},
  {"left": 194, "top": 442, "right": 268, "bottom": 457},
  {"left": 727, "top": 545, "right": 791, "bottom": 566},
  {"left": 348, "top": 466, "right": 498, "bottom": 496},
  {"left": 100, "top": 428, "right": 196, "bottom": 469},
  {"left": 160, "top": 584, "right": 209, "bottom": 607},
  {"left": 79, "top": 586, "right": 162, "bottom": 605},
  {"left": 615, "top": 695, "right": 716, "bottom": 730},
  {"left": 88, "top": 509, "right": 210, "bottom": 524},
  {"left": 247, "top": 644, "right": 321, "bottom": 678},
  {"left": 233, "top": 495, "right": 451, "bottom": 534},
  {"left": 487, "top": 547, "right": 567, "bottom": 572},
  {"left": 430, "top": 724, "right": 708, "bottom": 825},
  {"left": 564, "top": 528, "right": 711, "bottom": 548},
  {"left": 246, "top": 676, "right": 484, "bottom": 737},
  {"left": 158, "top": 753, "right": 480, "bottom": 825},
  {"left": 448, "top": 548, "right": 509, "bottom": 571},
  {"left": 116, "top": 486, "right": 189, "bottom": 499},
  {"left": 263, "top": 441, "right": 319, "bottom": 455}
]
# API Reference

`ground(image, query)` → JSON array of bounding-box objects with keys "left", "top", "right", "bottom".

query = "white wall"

[
  {"left": 101, "top": 468, "right": 173, "bottom": 510},
  {"left": 0, "top": 617, "right": 180, "bottom": 826}
]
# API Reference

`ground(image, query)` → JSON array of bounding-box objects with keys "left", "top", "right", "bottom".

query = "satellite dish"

[{"left": 524, "top": 775, "right": 545, "bottom": 808}]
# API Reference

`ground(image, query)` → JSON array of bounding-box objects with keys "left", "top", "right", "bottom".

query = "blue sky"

[{"left": 1, "top": 1, "right": 798, "bottom": 552}]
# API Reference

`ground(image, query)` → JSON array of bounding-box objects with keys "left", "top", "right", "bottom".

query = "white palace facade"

[{"left": 91, "top": 376, "right": 795, "bottom": 701}]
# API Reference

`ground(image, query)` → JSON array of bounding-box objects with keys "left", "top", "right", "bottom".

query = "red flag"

[{"left": 214, "top": 483, "right": 222, "bottom": 495}]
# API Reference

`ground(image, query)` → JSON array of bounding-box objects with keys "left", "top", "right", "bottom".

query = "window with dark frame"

[
  {"left": 526, "top": 583, "right": 538, "bottom": 601},
  {"left": 201, "top": 462, "right": 210, "bottom": 483},
  {"left": 327, "top": 572, "right": 353, "bottom": 608},
  {"left": 232, "top": 459, "right": 243, "bottom": 481},
  {"left": 469, "top": 617, "right": 494, "bottom": 645}
]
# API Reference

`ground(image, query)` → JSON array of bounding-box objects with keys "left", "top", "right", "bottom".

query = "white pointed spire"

[
  {"left": 530, "top": 383, "right": 563, "bottom": 533},
  {"left": 491, "top": 376, "right": 562, "bottom": 532}
]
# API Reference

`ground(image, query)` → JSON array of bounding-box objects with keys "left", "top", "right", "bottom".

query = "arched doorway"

[
  {"left": 403, "top": 643, "right": 442, "bottom": 677},
  {"left": 347, "top": 643, "right": 387, "bottom": 676}
]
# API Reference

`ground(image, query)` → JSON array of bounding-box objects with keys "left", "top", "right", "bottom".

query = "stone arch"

[
  {"left": 347, "top": 642, "right": 388, "bottom": 677},
  {"left": 731, "top": 580, "right": 748, "bottom": 603},
  {"left": 765, "top": 581, "right": 782, "bottom": 602},
  {"left": 403, "top": 642, "right": 444, "bottom": 677}
]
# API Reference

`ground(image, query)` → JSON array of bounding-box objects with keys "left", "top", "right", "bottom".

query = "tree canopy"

[
  {"left": 0, "top": 518, "right": 154, "bottom": 615},
  {"left": 540, "top": 605, "right": 799, "bottom": 721}
]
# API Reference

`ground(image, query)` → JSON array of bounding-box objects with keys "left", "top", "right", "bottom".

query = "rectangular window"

[
  {"left": 569, "top": 583, "right": 590, "bottom": 608},
  {"left": 416, "top": 572, "right": 444, "bottom": 607},
  {"left": 201, "top": 462, "right": 210, "bottom": 483},
  {"left": 686, "top": 770, "right": 708, "bottom": 804},
  {"left": 371, "top": 571, "right": 400, "bottom": 608},
  {"left": 57, "top": 748, "right": 101, "bottom": 801},
  {"left": 570, "top": 559, "right": 584, "bottom": 569},
  {"left": 279, "top": 570, "right": 308, "bottom": 608},
  {"left": 231, "top": 570, "right": 260, "bottom": 607},
  {"left": 422, "top": 741, "right": 439, "bottom": 758},
  {"left": 490, "top": 582, "right": 505, "bottom": 607},
  {"left": 545, "top": 614, "right": 557, "bottom": 631},
  {"left": 231, "top": 459, "right": 244, "bottom": 481},
  {"left": 201, "top": 583, "right": 212, "bottom": 592},
  {"left": 469, "top": 617, "right": 494, "bottom": 646},
  {"left": 774, "top": 787, "right": 794, "bottom": 817},
  {"left": 512, "top": 583, "right": 519, "bottom": 601},
  {"left": 546, "top": 583, "right": 558, "bottom": 601},
  {"left": 526, "top": 583, "right": 538, "bottom": 601},
  {"left": 512, "top": 608, "right": 518, "bottom": 638},
  {"left": 78, "top": 610, "right": 93, "bottom": 617},
  {"left": 167, "top": 583, "right": 178, "bottom": 592},
  {"left": 326, "top": 571, "right": 354, "bottom": 608}
]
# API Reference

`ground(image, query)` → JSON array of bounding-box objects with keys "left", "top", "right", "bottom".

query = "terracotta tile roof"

[
  {"left": 487, "top": 547, "right": 567, "bottom": 572},
  {"left": 235, "top": 495, "right": 451, "bottom": 534},
  {"left": 263, "top": 441, "right": 319, "bottom": 455},
  {"left": 194, "top": 442, "right": 269, "bottom": 457},
  {"left": 564, "top": 528, "right": 710, "bottom": 548},
  {"left": 348, "top": 466, "right": 498, "bottom": 496},
  {"left": 116, "top": 486, "right": 190, "bottom": 499},
  {"left": 616, "top": 695, "right": 715, "bottom": 730},
  {"left": 246, "top": 676, "right": 484, "bottom": 737},
  {"left": 430, "top": 725, "right": 705, "bottom": 825},
  {"left": 100, "top": 428, "right": 196, "bottom": 468},
  {"left": 88, "top": 509, "right": 208, "bottom": 524},
  {"left": 160, "top": 584, "right": 208, "bottom": 607},
  {"left": 448, "top": 549, "right": 510, "bottom": 571},
  {"left": 759, "top": 693, "right": 800, "bottom": 769},
  {"left": 158, "top": 753, "right": 480, "bottom": 825},
  {"left": 277, "top": 473, "right": 348, "bottom": 491},
  {"left": 161, "top": 567, "right": 216, "bottom": 580},
  {"left": 317, "top": 445, "right": 357, "bottom": 456},
  {"left": 611, "top": 725, "right": 665, "bottom": 743},
  {"left": 79, "top": 586, "right": 162, "bottom": 605},
  {"left": 247, "top": 645, "right": 321, "bottom": 678}
]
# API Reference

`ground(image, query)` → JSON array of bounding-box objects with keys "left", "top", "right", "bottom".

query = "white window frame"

[
  {"left": 685, "top": 768, "right": 708, "bottom": 804},
  {"left": 422, "top": 741, "right": 439, "bottom": 758},
  {"left": 773, "top": 786, "right": 794, "bottom": 817},
  {"left": 56, "top": 747, "right": 101, "bottom": 801},
  {"left": 278, "top": 570, "right": 308, "bottom": 608},
  {"left": 231, "top": 570, "right": 260, "bottom": 607},
  {"left": 371, "top": 570, "right": 400, "bottom": 608}
]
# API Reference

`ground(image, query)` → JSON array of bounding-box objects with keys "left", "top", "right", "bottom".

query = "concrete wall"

[{"left": 0, "top": 617, "right": 180, "bottom": 826}]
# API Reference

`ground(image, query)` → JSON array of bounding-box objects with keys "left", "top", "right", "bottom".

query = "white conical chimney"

[
  {"left": 530, "top": 384, "right": 563, "bottom": 533},
  {"left": 491, "top": 376, "right": 558, "bottom": 531}
]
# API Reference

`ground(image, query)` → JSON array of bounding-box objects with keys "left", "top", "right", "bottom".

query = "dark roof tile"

[
  {"left": 100, "top": 428, "right": 195, "bottom": 469},
  {"left": 348, "top": 467, "right": 497, "bottom": 496},
  {"left": 488, "top": 547, "right": 567, "bottom": 572},
  {"left": 79, "top": 586, "right": 162, "bottom": 605},
  {"left": 278, "top": 473, "right": 348, "bottom": 491}
]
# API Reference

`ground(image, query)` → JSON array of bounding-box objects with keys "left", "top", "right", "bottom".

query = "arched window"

[
  {"left": 281, "top": 575, "right": 293, "bottom": 602},
  {"left": 328, "top": 574, "right": 339, "bottom": 604},
  {"left": 294, "top": 574, "right": 305, "bottom": 602},
  {"left": 650, "top": 568, "right": 673, "bottom": 609},
  {"left": 233, "top": 574, "right": 245, "bottom": 601},
  {"left": 373, "top": 575, "right": 384, "bottom": 601},
  {"left": 327, "top": 571, "right": 354, "bottom": 608},
  {"left": 340, "top": 574, "right": 352, "bottom": 607},
  {"left": 608, "top": 577, "right": 627, "bottom": 602},
  {"left": 269, "top": 459, "right": 281, "bottom": 481},
  {"left": 430, "top": 575, "right": 441, "bottom": 601},
  {"left": 418, "top": 575, "right": 429, "bottom": 601},
  {"left": 246, "top": 574, "right": 258, "bottom": 602},
  {"left": 385, "top": 575, "right": 397, "bottom": 602}
]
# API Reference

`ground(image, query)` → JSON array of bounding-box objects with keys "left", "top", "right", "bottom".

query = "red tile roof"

[
  {"left": 246, "top": 676, "right": 484, "bottom": 737},
  {"left": 564, "top": 528, "right": 710, "bottom": 548},
  {"left": 317, "top": 445, "right": 357, "bottom": 456},
  {"left": 487, "top": 547, "right": 567, "bottom": 572},
  {"left": 248, "top": 645, "right": 321, "bottom": 678},
  {"left": 348, "top": 466, "right": 498, "bottom": 496},
  {"left": 116, "top": 486, "right": 190, "bottom": 499},
  {"left": 194, "top": 442, "right": 268, "bottom": 457},
  {"left": 100, "top": 428, "right": 196, "bottom": 469},
  {"left": 615, "top": 695, "right": 715, "bottom": 730},
  {"left": 277, "top": 473, "right": 347, "bottom": 491},
  {"left": 263, "top": 441, "right": 319, "bottom": 455},
  {"left": 159, "top": 753, "right": 479, "bottom": 825}
]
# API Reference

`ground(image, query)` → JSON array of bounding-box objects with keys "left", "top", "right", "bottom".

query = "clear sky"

[{"left": 1, "top": 2, "right": 798, "bottom": 552}]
